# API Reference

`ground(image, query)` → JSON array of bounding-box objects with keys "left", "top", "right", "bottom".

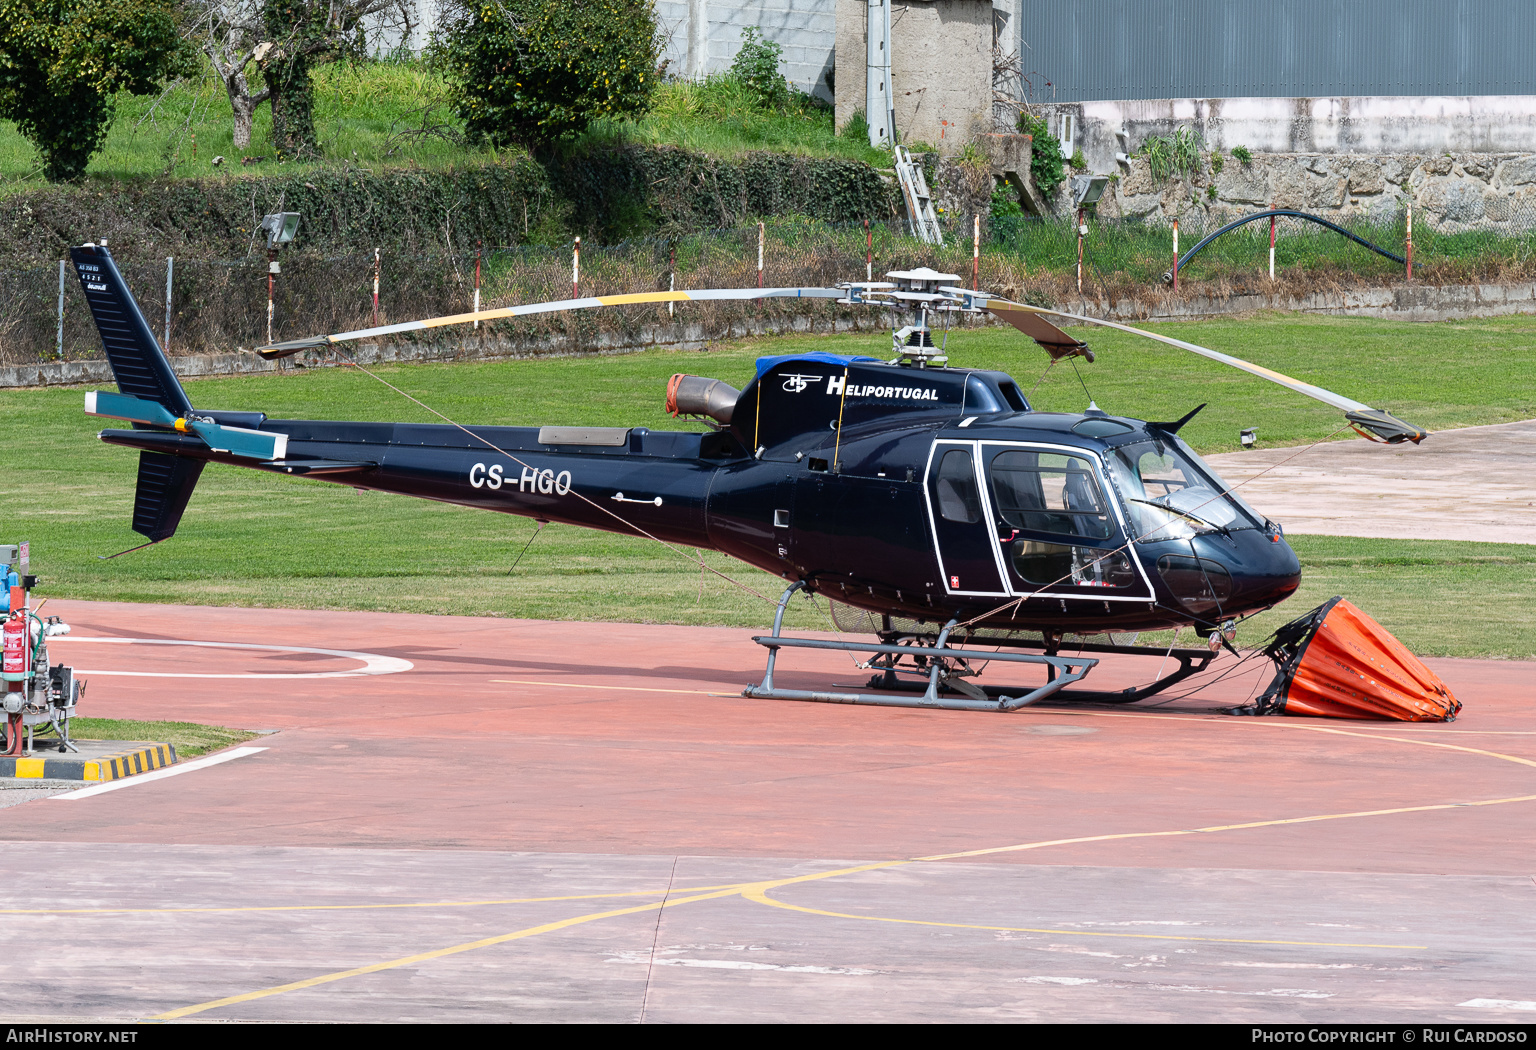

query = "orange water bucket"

[{"left": 1251, "top": 597, "right": 1460, "bottom": 722}]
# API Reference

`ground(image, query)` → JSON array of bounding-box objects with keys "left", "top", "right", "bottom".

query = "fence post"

[
  {"left": 1406, "top": 203, "right": 1414, "bottom": 281},
  {"left": 163, "top": 257, "right": 173, "bottom": 352},
  {"left": 1172, "top": 218, "right": 1180, "bottom": 293},
  {"left": 865, "top": 220, "right": 872, "bottom": 282},
  {"left": 757, "top": 222, "right": 764, "bottom": 288},
  {"left": 1075, "top": 208, "right": 1084, "bottom": 295},
  {"left": 56, "top": 260, "right": 65, "bottom": 360},
  {"left": 572, "top": 236, "right": 581, "bottom": 299},
  {"left": 973, "top": 214, "right": 981, "bottom": 291},
  {"left": 473, "top": 241, "right": 482, "bottom": 330},
  {"left": 267, "top": 247, "right": 277, "bottom": 345},
  {"left": 372, "top": 248, "right": 381, "bottom": 327},
  {"left": 1268, "top": 207, "right": 1277, "bottom": 282},
  {"left": 668, "top": 240, "right": 676, "bottom": 319}
]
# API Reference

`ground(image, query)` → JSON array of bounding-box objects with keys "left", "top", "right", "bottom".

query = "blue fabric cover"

[{"left": 754, "top": 352, "right": 879, "bottom": 379}]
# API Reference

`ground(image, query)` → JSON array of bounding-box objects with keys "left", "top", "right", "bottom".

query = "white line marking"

[
  {"left": 52, "top": 637, "right": 412, "bottom": 679},
  {"left": 52, "top": 747, "right": 268, "bottom": 800},
  {"left": 1460, "top": 998, "right": 1536, "bottom": 1011}
]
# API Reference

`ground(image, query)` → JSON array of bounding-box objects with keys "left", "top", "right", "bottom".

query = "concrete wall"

[
  {"left": 656, "top": 0, "right": 838, "bottom": 99},
  {"left": 1041, "top": 96, "right": 1536, "bottom": 178},
  {"left": 833, "top": 0, "right": 995, "bottom": 153}
]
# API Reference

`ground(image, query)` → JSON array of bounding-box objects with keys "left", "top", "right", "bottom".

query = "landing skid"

[{"left": 740, "top": 583, "right": 1214, "bottom": 712}]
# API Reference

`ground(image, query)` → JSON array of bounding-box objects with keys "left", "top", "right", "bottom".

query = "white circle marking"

[{"left": 50, "top": 636, "right": 413, "bottom": 679}]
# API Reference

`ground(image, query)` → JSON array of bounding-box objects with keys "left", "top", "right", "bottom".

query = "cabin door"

[{"left": 924, "top": 440, "right": 1008, "bottom": 598}]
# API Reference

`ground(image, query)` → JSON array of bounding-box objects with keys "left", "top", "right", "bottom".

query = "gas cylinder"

[{"left": 2, "top": 613, "right": 27, "bottom": 682}]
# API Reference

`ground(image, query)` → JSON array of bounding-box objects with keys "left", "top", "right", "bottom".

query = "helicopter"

[{"left": 69, "top": 243, "right": 1426, "bottom": 712}]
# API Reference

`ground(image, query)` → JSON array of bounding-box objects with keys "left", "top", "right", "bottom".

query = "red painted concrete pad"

[{"left": 10, "top": 600, "right": 1536, "bottom": 878}]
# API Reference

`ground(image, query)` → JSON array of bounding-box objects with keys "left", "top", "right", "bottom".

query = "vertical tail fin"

[
  {"left": 71, "top": 243, "right": 202, "bottom": 542},
  {"left": 69, "top": 243, "right": 192, "bottom": 417},
  {"left": 132, "top": 452, "right": 205, "bottom": 542}
]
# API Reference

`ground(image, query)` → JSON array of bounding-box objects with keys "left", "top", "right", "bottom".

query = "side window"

[
  {"left": 989, "top": 450, "right": 1112, "bottom": 539},
  {"left": 933, "top": 448, "right": 980, "bottom": 523}
]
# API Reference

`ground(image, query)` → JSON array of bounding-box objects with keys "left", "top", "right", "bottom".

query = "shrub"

[
  {"left": 1231, "top": 144, "right": 1253, "bottom": 165},
  {"left": 729, "top": 26, "right": 789, "bottom": 110},
  {"left": 1017, "top": 114, "right": 1066, "bottom": 197},
  {"left": 0, "top": 0, "right": 194, "bottom": 181},
  {"left": 442, "top": 0, "right": 661, "bottom": 147}
]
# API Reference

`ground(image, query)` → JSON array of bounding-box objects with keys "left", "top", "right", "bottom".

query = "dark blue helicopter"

[{"left": 71, "top": 243, "right": 1425, "bottom": 712}]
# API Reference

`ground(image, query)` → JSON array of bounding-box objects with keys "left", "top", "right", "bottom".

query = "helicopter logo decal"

[{"left": 781, "top": 373, "right": 824, "bottom": 393}]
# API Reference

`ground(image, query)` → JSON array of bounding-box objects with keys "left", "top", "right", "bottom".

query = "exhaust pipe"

[{"left": 667, "top": 374, "right": 739, "bottom": 425}]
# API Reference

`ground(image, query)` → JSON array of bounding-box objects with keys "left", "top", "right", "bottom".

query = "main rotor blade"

[
  {"left": 984, "top": 299, "right": 1428, "bottom": 443},
  {"left": 986, "top": 302, "right": 1093, "bottom": 361},
  {"left": 257, "top": 287, "right": 846, "bottom": 359}
]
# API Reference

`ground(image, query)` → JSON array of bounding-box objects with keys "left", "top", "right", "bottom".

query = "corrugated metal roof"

[{"left": 1020, "top": 0, "right": 1536, "bottom": 101}]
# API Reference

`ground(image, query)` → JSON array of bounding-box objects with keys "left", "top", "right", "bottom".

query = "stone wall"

[{"left": 1095, "top": 151, "right": 1536, "bottom": 234}]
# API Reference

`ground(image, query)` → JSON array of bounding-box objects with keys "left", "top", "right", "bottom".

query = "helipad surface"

[{"left": 2, "top": 600, "right": 1532, "bottom": 1023}]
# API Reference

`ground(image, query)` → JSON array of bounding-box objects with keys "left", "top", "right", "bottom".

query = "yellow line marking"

[
  {"left": 0, "top": 884, "right": 747, "bottom": 918},
  {"left": 143, "top": 706, "right": 1536, "bottom": 1018},
  {"left": 151, "top": 886, "right": 744, "bottom": 1020},
  {"left": 740, "top": 886, "right": 1426, "bottom": 950},
  {"left": 490, "top": 679, "right": 724, "bottom": 696},
  {"left": 915, "top": 794, "right": 1536, "bottom": 862}
]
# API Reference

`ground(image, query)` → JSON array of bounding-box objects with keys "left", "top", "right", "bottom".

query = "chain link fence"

[{"left": 6, "top": 206, "right": 1536, "bottom": 367}]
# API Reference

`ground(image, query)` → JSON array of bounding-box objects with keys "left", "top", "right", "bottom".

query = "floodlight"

[
  {"left": 1070, "top": 175, "right": 1110, "bottom": 209},
  {"left": 261, "top": 212, "right": 301, "bottom": 250}
]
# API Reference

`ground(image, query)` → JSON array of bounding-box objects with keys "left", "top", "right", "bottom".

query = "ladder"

[{"left": 893, "top": 145, "right": 943, "bottom": 245}]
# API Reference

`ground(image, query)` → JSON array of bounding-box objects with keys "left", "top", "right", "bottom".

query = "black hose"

[{"left": 1161, "top": 209, "right": 1406, "bottom": 284}]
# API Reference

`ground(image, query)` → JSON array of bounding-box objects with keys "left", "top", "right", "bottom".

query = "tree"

[
  {"left": 0, "top": 0, "right": 196, "bottom": 181},
  {"left": 258, "top": 0, "right": 413, "bottom": 158},
  {"left": 440, "top": 0, "right": 661, "bottom": 147},
  {"left": 191, "top": 0, "right": 271, "bottom": 150}
]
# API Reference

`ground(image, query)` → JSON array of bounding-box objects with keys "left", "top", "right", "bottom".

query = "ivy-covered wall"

[{"left": 0, "top": 146, "right": 897, "bottom": 269}]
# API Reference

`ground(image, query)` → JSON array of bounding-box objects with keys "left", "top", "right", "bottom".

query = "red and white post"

[
  {"left": 1075, "top": 208, "right": 1084, "bottom": 295},
  {"left": 473, "top": 242, "right": 482, "bottom": 329},
  {"left": 757, "top": 222, "right": 765, "bottom": 288},
  {"left": 1406, "top": 203, "right": 1414, "bottom": 281},
  {"left": 1172, "top": 219, "right": 1180, "bottom": 292},
  {"left": 973, "top": 214, "right": 981, "bottom": 291},
  {"left": 865, "top": 219, "right": 873, "bottom": 282},
  {"left": 572, "top": 236, "right": 581, "bottom": 299},
  {"left": 372, "top": 248, "right": 381, "bottom": 327},
  {"left": 1269, "top": 206, "right": 1277, "bottom": 282}
]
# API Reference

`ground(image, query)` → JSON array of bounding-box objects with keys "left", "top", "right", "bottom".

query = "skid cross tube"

[{"left": 742, "top": 584, "right": 1097, "bottom": 712}]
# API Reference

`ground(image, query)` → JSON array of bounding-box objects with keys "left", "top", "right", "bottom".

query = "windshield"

[{"left": 1106, "top": 438, "right": 1262, "bottom": 540}]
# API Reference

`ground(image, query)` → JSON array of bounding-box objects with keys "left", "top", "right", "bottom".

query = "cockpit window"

[
  {"left": 933, "top": 448, "right": 981, "bottom": 523},
  {"left": 988, "top": 450, "right": 1112, "bottom": 539},
  {"left": 1106, "top": 438, "right": 1262, "bottom": 539}
]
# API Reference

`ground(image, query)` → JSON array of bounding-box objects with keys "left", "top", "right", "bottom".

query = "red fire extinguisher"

[
  {"left": 2, "top": 612, "right": 27, "bottom": 680},
  {"left": 2, "top": 612, "right": 25, "bottom": 757}
]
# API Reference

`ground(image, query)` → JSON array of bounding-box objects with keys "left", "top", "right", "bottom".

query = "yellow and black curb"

[{"left": 0, "top": 742, "right": 177, "bottom": 782}]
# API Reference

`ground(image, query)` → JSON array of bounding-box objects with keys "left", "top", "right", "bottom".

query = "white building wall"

[{"left": 657, "top": 0, "right": 839, "bottom": 100}]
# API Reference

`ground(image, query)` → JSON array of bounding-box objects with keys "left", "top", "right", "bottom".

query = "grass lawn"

[
  {"left": 0, "top": 62, "right": 880, "bottom": 191},
  {"left": 3, "top": 312, "right": 1533, "bottom": 658},
  {"left": 57, "top": 718, "right": 259, "bottom": 758}
]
